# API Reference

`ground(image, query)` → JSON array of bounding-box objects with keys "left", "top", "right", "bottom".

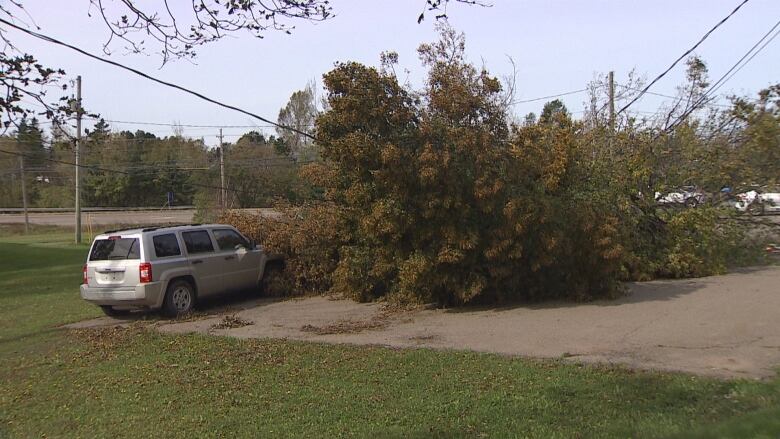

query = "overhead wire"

[
  {"left": 705, "top": 23, "right": 780, "bottom": 99},
  {"left": 615, "top": 84, "right": 734, "bottom": 108},
  {"left": 83, "top": 117, "right": 312, "bottom": 129},
  {"left": 663, "top": 18, "right": 780, "bottom": 134},
  {"left": 509, "top": 89, "right": 587, "bottom": 105},
  {"left": 617, "top": 0, "right": 751, "bottom": 115},
  {"left": 0, "top": 147, "right": 313, "bottom": 197},
  {"left": 0, "top": 17, "right": 316, "bottom": 141}
]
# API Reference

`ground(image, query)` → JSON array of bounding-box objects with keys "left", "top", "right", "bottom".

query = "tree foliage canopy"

[{"left": 312, "top": 25, "right": 627, "bottom": 304}]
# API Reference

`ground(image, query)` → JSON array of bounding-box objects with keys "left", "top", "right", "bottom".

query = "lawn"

[{"left": 0, "top": 229, "right": 779, "bottom": 438}]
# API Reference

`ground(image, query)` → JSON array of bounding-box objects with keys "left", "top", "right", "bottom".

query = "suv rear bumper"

[{"left": 80, "top": 282, "right": 164, "bottom": 308}]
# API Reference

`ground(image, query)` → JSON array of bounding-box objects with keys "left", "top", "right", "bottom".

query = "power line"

[
  {"left": 0, "top": 147, "right": 312, "bottom": 197},
  {"left": 705, "top": 24, "right": 780, "bottom": 99},
  {"left": 37, "top": 117, "right": 316, "bottom": 138},
  {"left": 617, "top": 0, "right": 751, "bottom": 115},
  {"left": 615, "top": 84, "right": 733, "bottom": 108},
  {"left": 509, "top": 89, "right": 587, "bottom": 105},
  {"left": 0, "top": 17, "right": 316, "bottom": 142},
  {"left": 664, "top": 18, "right": 780, "bottom": 134},
  {"left": 85, "top": 117, "right": 310, "bottom": 129}
]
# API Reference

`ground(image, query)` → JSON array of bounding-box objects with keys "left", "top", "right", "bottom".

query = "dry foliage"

[
  {"left": 218, "top": 204, "right": 346, "bottom": 296},
  {"left": 69, "top": 324, "right": 149, "bottom": 358},
  {"left": 210, "top": 315, "right": 253, "bottom": 331},
  {"left": 314, "top": 26, "right": 627, "bottom": 305},
  {"left": 222, "top": 26, "right": 773, "bottom": 307},
  {"left": 300, "top": 315, "right": 391, "bottom": 335}
]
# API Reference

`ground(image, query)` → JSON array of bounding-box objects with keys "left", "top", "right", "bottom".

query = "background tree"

[
  {"left": 14, "top": 118, "right": 45, "bottom": 166},
  {"left": 222, "top": 132, "right": 310, "bottom": 207},
  {"left": 732, "top": 84, "right": 780, "bottom": 186},
  {"left": 539, "top": 99, "right": 569, "bottom": 125},
  {"left": 79, "top": 129, "right": 211, "bottom": 207},
  {"left": 276, "top": 81, "right": 318, "bottom": 160}
]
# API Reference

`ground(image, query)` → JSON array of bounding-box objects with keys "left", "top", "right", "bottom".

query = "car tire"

[
  {"left": 685, "top": 198, "right": 699, "bottom": 208},
  {"left": 162, "top": 279, "right": 196, "bottom": 317},
  {"left": 100, "top": 305, "right": 130, "bottom": 317}
]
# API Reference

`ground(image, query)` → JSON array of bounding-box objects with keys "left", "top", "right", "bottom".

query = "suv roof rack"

[
  {"left": 101, "top": 227, "right": 135, "bottom": 234},
  {"left": 101, "top": 223, "right": 203, "bottom": 235},
  {"left": 141, "top": 223, "right": 203, "bottom": 232}
]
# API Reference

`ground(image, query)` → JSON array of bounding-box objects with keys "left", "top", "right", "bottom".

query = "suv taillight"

[
  {"left": 82, "top": 264, "right": 88, "bottom": 285},
  {"left": 139, "top": 263, "right": 153, "bottom": 283}
]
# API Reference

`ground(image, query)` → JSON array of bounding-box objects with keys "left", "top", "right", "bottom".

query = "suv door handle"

[
  {"left": 191, "top": 260, "right": 203, "bottom": 265},
  {"left": 224, "top": 255, "right": 236, "bottom": 261}
]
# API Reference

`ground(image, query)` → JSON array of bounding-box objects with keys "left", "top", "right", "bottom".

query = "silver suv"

[{"left": 80, "top": 224, "right": 282, "bottom": 317}]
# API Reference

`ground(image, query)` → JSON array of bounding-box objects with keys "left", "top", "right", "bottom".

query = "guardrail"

[{"left": 0, "top": 206, "right": 195, "bottom": 214}]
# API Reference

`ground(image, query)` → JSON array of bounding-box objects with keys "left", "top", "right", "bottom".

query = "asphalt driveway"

[{"left": 70, "top": 264, "right": 780, "bottom": 379}]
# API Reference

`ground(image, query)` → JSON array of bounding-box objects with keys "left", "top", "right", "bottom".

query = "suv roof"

[{"left": 99, "top": 224, "right": 231, "bottom": 236}]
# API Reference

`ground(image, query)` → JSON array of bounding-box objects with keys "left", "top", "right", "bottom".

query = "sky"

[{"left": 7, "top": 0, "right": 780, "bottom": 147}]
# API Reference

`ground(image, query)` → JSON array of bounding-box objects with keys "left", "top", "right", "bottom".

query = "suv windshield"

[{"left": 89, "top": 238, "right": 140, "bottom": 261}]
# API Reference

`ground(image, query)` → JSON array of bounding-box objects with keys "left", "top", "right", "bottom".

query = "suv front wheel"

[{"left": 163, "top": 279, "right": 196, "bottom": 317}]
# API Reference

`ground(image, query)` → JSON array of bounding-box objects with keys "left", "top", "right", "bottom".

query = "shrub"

[
  {"left": 655, "top": 207, "right": 762, "bottom": 278},
  {"left": 314, "top": 27, "right": 627, "bottom": 305},
  {"left": 218, "top": 204, "right": 346, "bottom": 296},
  {"left": 222, "top": 27, "right": 768, "bottom": 306},
  {"left": 617, "top": 202, "right": 767, "bottom": 280}
]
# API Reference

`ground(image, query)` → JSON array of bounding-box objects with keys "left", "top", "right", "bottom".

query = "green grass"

[
  {"left": 0, "top": 231, "right": 97, "bottom": 352},
  {"left": 1, "top": 230, "right": 779, "bottom": 438}
]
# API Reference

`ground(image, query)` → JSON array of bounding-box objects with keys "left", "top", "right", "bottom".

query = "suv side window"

[
  {"left": 212, "top": 228, "right": 250, "bottom": 251},
  {"left": 182, "top": 230, "right": 214, "bottom": 254},
  {"left": 153, "top": 233, "right": 181, "bottom": 258}
]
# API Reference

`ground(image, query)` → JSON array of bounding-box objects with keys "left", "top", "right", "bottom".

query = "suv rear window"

[
  {"left": 182, "top": 230, "right": 214, "bottom": 254},
  {"left": 153, "top": 234, "right": 181, "bottom": 258},
  {"left": 89, "top": 238, "right": 140, "bottom": 261}
]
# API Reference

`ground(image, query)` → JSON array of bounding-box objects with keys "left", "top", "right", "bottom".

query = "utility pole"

[
  {"left": 74, "top": 75, "right": 83, "bottom": 244},
  {"left": 218, "top": 128, "right": 226, "bottom": 209},
  {"left": 608, "top": 71, "right": 615, "bottom": 133},
  {"left": 18, "top": 156, "right": 29, "bottom": 233}
]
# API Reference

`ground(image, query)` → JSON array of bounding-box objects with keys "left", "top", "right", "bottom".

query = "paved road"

[{"left": 0, "top": 210, "right": 197, "bottom": 227}]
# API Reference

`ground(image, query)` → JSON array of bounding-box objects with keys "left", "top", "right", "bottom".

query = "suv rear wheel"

[{"left": 163, "top": 279, "right": 195, "bottom": 317}]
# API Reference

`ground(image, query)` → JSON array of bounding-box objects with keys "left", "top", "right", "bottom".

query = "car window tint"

[
  {"left": 153, "top": 234, "right": 181, "bottom": 258},
  {"left": 89, "top": 238, "right": 140, "bottom": 261},
  {"left": 212, "top": 229, "right": 250, "bottom": 251},
  {"left": 182, "top": 231, "right": 214, "bottom": 254}
]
